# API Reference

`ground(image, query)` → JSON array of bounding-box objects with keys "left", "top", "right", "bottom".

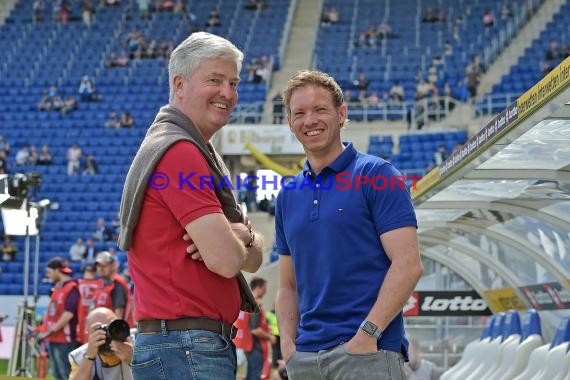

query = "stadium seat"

[
  {"left": 513, "top": 317, "right": 570, "bottom": 380},
  {"left": 440, "top": 314, "right": 498, "bottom": 380},
  {"left": 488, "top": 309, "right": 544, "bottom": 380}
]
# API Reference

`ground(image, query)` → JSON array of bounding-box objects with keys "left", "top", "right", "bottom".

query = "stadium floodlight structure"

[{"left": 0, "top": 173, "right": 50, "bottom": 377}]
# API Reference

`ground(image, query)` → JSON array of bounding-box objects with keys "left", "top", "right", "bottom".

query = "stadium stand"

[
  {"left": 367, "top": 130, "right": 469, "bottom": 178},
  {"left": 477, "top": 0, "right": 570, "bottom": 115},
  {"left": 314, "top": 0, "right": 542, "bottom": 124},
  {"left": 0, "top": 0, "right": 292, "bottom": 294}
]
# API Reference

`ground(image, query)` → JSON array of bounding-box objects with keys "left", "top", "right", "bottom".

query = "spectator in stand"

[
  {"left": 124, "top": 26, "right": 144, "bottom": 58},
  {"left": 245, "top": 0, "right": 266, "bottom": 11},
  {"left": 15, "top": 145, "right": 30, "bottom": 166},
  {"left": 81, "top": 0, "right": 93, "bottom": 26},
  {"left": 67, "top": 143, "right": 83, "bottom": 176},
  {"left": 37, "top": 145, "right": 53, "bottom": 165},
  {"left": 364, "top": 92, "right": 382, "bottom": 108},
  {"left": 84, "top": 238, "right": 97, "bottom": 262},
  {"left": 164, "top": 41, "right": 175, "bottom": 59},
  {"left": 105, "top": 52, "right": 119, "bottom": 68},
  {"left": 444, "top": 40, "right": 453, "bottom": 56},
  {"left": 110, "top": 214, "right": 121, "bottom": 240},
  {"left": 138, "top": 0, "right": 150, "bottom": 19},
  {"left": 422, "top": 6, "right": 435, "bottom": 22},
  {"left": 83, "top": 154, "right": 98, "bottom": 175},
  {"left": 320, "top": 9, "right": 331, "bottom": 26},
  {"left": 344, "top": 89, "right": 355, "bottom": 104},
  {"left": 61, "top": 96, "right": 78, "bottom": 115},
  {"left": 0, "top": 151, "right": 7, "bottom": 174},
  {"left": 33, "top": 0, "right": 44, "bottom": 23},
  {"left": 256, "top": 61, "right": 270, "bottom": 83},
  {"left": 433, "top": 144, "right": 447, "bottom": 166},
  {"left": 483, "top": 9, "right": 495, "bottom": 27},
  {"left": 465, "top": 64, "right": 481, "bottom": 102},
  {"left": 159, "top": 0, "right": 175, "bottom": 12},
  {"left": 69, "top": 238, "right": 87, "bottom": 262},
  {"left": 120, "top": 112, "right": 134, "bottom": 127},
  {"left": 354, "top": 72, "right": 370, "bottom": 100},
  {"left": 545, "top": 40, "right": 561, "bottom": 61},
  {"left": 105, "top": 112, "right": 122, "bottom": 129},
  {"left": 206, "top": 9, "right": 221, "bottom": 27},
  {"left": 52, "top": 1, "right": 60, "bottom": 22},
  {"left": 2, "top": 236, "right": 17, "bottom": 262},
  {"left": 174, "top": 0, "right": 187, "bottom": 14},
  {"left": 388, "top": 81, "right": 405, "bottom": 102},
  {"left": 435, "top": 82, "right": 457, "bottom": 117},
  {"left": 78, "top": 75, "right": 101, "bottom": 102},
  {"left": 0, "top": 136, "right": 11, "bottom": 155},
  {"left": 28, "top": 145, "right": 38, "bottom": 165},
  {"left": 378, "top": 18, "right": 392, "bottom": 39},
  {"left": 145, "top": 39, "right": 157, "bottom": 59},
  {"left": 59, "top": 0, "right": 72, "bottom": 23},
  {"left": 38, "top": 92, "right": 53, "bottom": 111},
  {"left": 93, "top": 218, "right": 112, "bottom": 242},
  {"left": 247, "top": 65, "right": 261, "bottom": 83},
  {"left": 328, "top": 7, "right": 339, "bottom": 24},
  {"left": 562, "top": 41, "right": 570, "bottom": 58},
  {"left": 541, "top": 62, "right": 553, "bottom": 77},
  {"left": 365, "top": 24, "right": 379, "bottom": 47},
  {"left": 435, "top": 9, "right": 446, "bottom": 23},
  {"left": 502, "top": 1, "right": 513, "bottom": 19},
  {"left": 415, "top": 79, "right": 432, "bottom": 100}
]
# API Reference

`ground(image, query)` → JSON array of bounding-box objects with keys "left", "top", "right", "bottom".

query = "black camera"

[{"left": 98, "top": 319, "right": 130, "bottom": 354}]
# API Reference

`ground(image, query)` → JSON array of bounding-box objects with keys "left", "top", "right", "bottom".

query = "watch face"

[{"left": 363, "top": 321, "right": 377, "bottom": 335}]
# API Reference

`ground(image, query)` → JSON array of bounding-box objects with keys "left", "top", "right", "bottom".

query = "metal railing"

[
  {"left": 268, "top": 96, "right": 461, "bottom": 127},
  {"left": 230, "top": 102, "right": 265, "bottom": 124},
  {"left": 474, "top": 93, "right": 520, "bottom": 117}
]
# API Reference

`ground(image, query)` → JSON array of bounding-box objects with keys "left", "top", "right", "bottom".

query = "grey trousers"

[{"left": 285, "top": 343, "right": 406, "bottom": 380}]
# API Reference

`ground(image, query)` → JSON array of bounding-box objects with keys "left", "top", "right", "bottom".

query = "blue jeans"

[
  {"left": 245, "top": 347, "right": 264, "bottom": 380},
  {"left": 48, "top": 342, "right": 79, "bottom": 380},
  {"left": 132, "top": 329, "right": 237, "bottom": 380}
]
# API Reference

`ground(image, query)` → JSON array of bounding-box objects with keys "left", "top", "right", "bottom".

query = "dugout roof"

[{"left": 412, "top": 57, "right": 570, "bottom": 314}]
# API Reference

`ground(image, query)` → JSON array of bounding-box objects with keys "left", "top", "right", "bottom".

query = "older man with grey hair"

[{"left": 118, "top": 32, "right": 263, "bottom": 379}]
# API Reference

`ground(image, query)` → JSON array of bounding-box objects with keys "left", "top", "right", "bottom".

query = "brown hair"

[{"left": 282, "top": 70, "right": 344, "bottom": 115}]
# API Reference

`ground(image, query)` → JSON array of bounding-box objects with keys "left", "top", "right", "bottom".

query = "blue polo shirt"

[{"left": 275, "top": 142, "right": 417, "bottom": 357}]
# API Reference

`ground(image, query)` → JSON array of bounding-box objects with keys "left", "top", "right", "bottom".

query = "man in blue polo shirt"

[{"left": 275, "top": 70, "right": 423, "bottom": 380}]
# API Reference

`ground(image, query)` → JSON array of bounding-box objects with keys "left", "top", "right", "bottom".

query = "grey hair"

[{"left": 168, "top": 32, "right": 244, "bottom": 102}]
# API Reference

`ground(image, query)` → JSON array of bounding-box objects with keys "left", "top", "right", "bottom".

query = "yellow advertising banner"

[
  {"left": 411, "top": 167, "right": 440, "bottom": 200},
  {"left": 518, "top": 56, "right": 570, "bottom": 119},
  {"left": 484, "top": 287, "right": 527, "bottom": 313}
]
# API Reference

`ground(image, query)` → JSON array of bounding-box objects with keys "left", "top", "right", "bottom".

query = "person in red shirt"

[
  {"left": 38, "top": 257, "right": 81, "bottom": 380},
  {"left": 76, "top": 262, "right": 103, "bottom": 343},
  {"left": 93, "top": 251, "right": 133, "bottom": 326},
  {"left": 120, "top": 32, "right": 263, "bottom": 379}
]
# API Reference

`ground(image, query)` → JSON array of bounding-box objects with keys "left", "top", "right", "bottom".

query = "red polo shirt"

[{"left": 129, "top": 141, "right": 241, "bottom": 325}]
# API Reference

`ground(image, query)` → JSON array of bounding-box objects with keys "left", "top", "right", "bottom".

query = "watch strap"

[{"left": 360, "top": 320, "right": 382, "bottom": 339}]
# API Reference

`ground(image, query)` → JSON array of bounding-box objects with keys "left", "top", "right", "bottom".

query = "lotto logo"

[{"left": 403, "top": 292, "right": 420, "bottom": 316}]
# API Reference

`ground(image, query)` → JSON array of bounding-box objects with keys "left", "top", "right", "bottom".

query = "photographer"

[{"left": 68, "top": 307, "right": 133, "bottom": 380}]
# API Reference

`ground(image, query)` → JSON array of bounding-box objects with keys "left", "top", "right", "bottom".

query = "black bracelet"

[{"left": 83, "top": 353, "right": 96, "bottom": 361}]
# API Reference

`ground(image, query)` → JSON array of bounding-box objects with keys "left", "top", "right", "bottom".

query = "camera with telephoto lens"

[{"left": 98, "top": 319, "right": 130, "bottom": 354}]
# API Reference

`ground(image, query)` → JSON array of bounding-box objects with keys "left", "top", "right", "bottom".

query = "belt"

[{"left": 137, "top": 317, "right": 237, "bottom": 339}]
